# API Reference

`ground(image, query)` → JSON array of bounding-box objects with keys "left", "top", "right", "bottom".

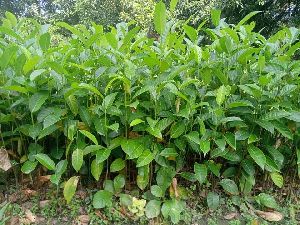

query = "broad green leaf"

[
  {"left": 114, "top": 174, "right": 126, "bottom": 191},
  {"left": 79, "top": 130, "right": 98, "bottom": 145},
  {"left": 211, "top": 9, "right": 221, "bottom": 26},
  {"left": 103, "top": 93, "right": 117, "bottom": 110},
  {"left": 91, "top": 159, "right": 103, "bottom": 181},
  {"left": 219, "top": 179, "right": 239, "bottom": 195},
  {"left": 237, "top": 11, "right": 261, "bottom": 28},
  {"left": 248, "top": 145, "right": 266, "bottom": 170},
  {"left": 119, "top": 194, "right": 133, "bottom": 206},
  {"left": 23, "top": 55, "right": 40, "bottom": 74},
  {"left": 83, "top": 145, "right": 102, "bottom": 155},
  {"left": 72, "top": 148, "right": 83, "bottom": 172},
  {"left": 270, "top": 172, "right": 283, "bottom": 188},
  {"left": 200, "top": 140, "right": 210, "bottom": 155},
  {"left": 154, "top": 1, "right": 166, "bottom": 35},
  {"left": 160, "top": 148, "right": 178, "bottom": 157},
  {"left": 216, "top": 85, "right": 230, "bottom": 106},
  {"left": 96, "top": 148, "right": 111, "bottom": 163},
  {"left": 29, "top": 92, "right": 48, "bottom": 113},
  {"left": 180, "top": 172, "right": 197, "bottom": 182},
  {"left": 272, "top": 120, "right": 293, "bottom": 139},
  {"left": 63, "top": 176, "right": 79, "bottom": 204},
  {"left": 255, "top": 193, "right": 278, "bottom": 209},
  {"left": 183, "top": 25, "right": 197, "bottom": 42},
  {"left": 93, "top": 190, "right": 113, "bottom": 208},
  {"left": 121, "top": 139, "right": 145, "bottom": 159},
  {"left": 185, "top": 131, "right": 200, "bottom": 145},
  {"left": 0, "top": 45, "right": 18, "bottom": 69},
  {"left": 130, "top": 119, "right": 144, "bottom": 127},
  {"left": 194, "top": 163, "right": 207, "bottom": 184},
  {"left": 161, "top": 199, "right": 184, "bottom": 224},
  {"left": 151, "top": 185, "right": 164, "bottom": 198},
  {"left": 66, "top": 95, "right": 78, "bottom": 116},
  {"left": 145, "top": 200, "right": 161, "bottom": 219},
  {"left": 136, "top": 150, "right": 154, "bottom": 167},
  {"left": 35, "top": 153, "right": 55, "bottom": 170},
  {"left": 207, "top": 192, "right": 220, "bottom": 210},
  {"left": 21, "top": 161, "right": 38, "bottom": 174},
  {"left": 224, "top": 132, "right": 236, "bottom": 150},
  {"left": 55, "top": 160, "right": 68, "bottom": 175},
  {"left": 39, "top": 32, "right": 51, "bottom": 51},
  {"left": 170, "top": 0, "right": 179, "bottom": 13},
  {"left": 110, "top": 158, "right": 125, "bottom": 172},
  {"left": 170, "top": 121, "right": 185, "bottom": 139}
]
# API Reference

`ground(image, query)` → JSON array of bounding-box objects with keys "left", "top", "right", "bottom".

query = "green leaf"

[
  {"left": 248, "top": 134, "right": 259, "bottom": 144},
  {"left": 183, "top": 25, "right": 197, "bottom": 42},
  {"left": 211, "top": 9, "right": 221, "bottom": 26},
  {"left": 110, "top": 158, "right": 125, "bottom": 172},
  {"left": 93, "top": 190, "right": 113, "bottom": 209},
  {"left": 170, "top": 121, "right": 185, "bottom": 139},
  {"left": 207, "top": 192, "right": 220, "bottom": 210},
  {"left": 35, "top": 153, "right": 55, "bottom": 170},
  {"left": 272, "top": 120, "right": 293, "bottom": 139},
  {"left": 185, "top": 131, "right": 200, "bottom": 145},
  {"left": 63, "top": 176, "right": 79, "bottom": 204},
  {"left": 39, "top": 32, "right": 51, "bottom": 51},
  {"left": 200, "top": 140, "right": 210, "bottom": 155},
  {"left": 119, "top": 194, "right": 133, "bottom": 206},
  {"left": 96, "top": 148, "right": 111, "bottom": 163},
  {"left": 256, "top": 193, "right": 278, "bottom": 209},
  {"left": 130, "top": 119, "right": 144, "bottom": 127},
  {"left": 248, "top": 145, "right": 266, "bottom": 170},
  {"left": 66, "top": 95, "right": 78, "bottom": 116},
  {"left": 146, "top": 127, "right": 162, "bottom": 139},
  {"left": 30, "top": 69, "right": 47, "bottom": 81},
  {"left": 154, "top": 1, "right": 166, "bottom": 35},
  {"left": 29, "top": 92, "right": 48, "bottom": 113},
  {"left": 114, "top": 174, "right": 126, "bottom": 191},
  {"left": 160, "top": 148, "right": 178, "bottom": 157},
  {"left": 224, "top": 132, "right": 236, "bottom": 150},
  {"left": 151, "top": 185, "right": 164, "bottom": 198},
  {"left": 145, "top": 200, "right": 161, "bottom": 219},
  {"left": 219, "top": 179, "right": 239, "bottom": 195},
  {"left": 72, "top": 148, "right": 84, "bottom": 172},
  {"left": 194, "top": 163, "right": 207, "bottom": 184},
  {"left": 103, "top": 93, "right": 117, "bottom": 110},
  {"left": 136, "top": 150, "right": 154, "bottom": 167},
  {"left": 237, "top": 11, "right": 261, "bottom": 28},
  {"left": 121, "top": 139, "right": 145, "bottom": 159},
  {"left": 55, "top": 160, "right": 68, "bottom": 175},
  {"left": 91, "top": 159, "right": 103, "bottom": 181},
  {"left": 170, "top": 0, "right": 179, "bottom": 13},
  {"left": 270, "top": 172, "right": 283, "bottom": 188},
  {"left": 21, "top": 161, "right": 38, "bottom": 174},
  {"left": 161, "top": 199, "right": 184, "bottom": 224},
  {"left": 79, "top": 130, "right": 98, "bottom": 145},
  {"left": 216, "top": 85, "right": 230, "bottom": 106}
]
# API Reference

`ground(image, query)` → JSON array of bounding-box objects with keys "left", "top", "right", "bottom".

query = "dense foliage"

[
  {"left": 1, "top": 0, "right": 299, "bottom": 36},
  {"left": 1, "top": 1, "right": 300, "bottom": 223}
]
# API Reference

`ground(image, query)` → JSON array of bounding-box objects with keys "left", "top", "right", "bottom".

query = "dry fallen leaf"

[
  {"left": 39, "top": 175, "right": 51, "bottom": 183},
  {"left": 39, "top": 200, "right": 50, "bottom": 208},
  {"left": 25, "top": 209, "right": 36, "bottom": 223},
  {"left": 172, "top": 178, "right": 179, "bottom": 198},
  {"left": 9, "top": 216, "right": 20, "bottom": 225},
  {"left": 224, "top": 212, "right": 238, "bottom": 220},
  {"left": 23, "top": 189, "right": 38, "bottom": 197},
  {"left": 0, "top": 147, "right": 12, "bottom": 171},
  {"left": 255, "top": 210, "right": 283, "bottom": 222},
  {"left": 78, "top": 215, "right": 90, "bottom": 224}
]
